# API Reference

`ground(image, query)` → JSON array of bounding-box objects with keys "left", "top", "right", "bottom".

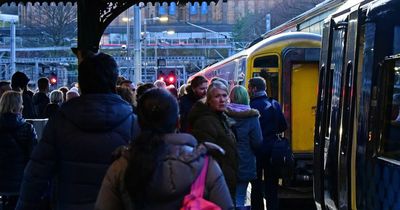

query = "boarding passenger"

[
  {"left": 43, "top": 90, "right": 63, "bottom": 120},
  {"left": 248, "top": 77, "right": 287, "bottom": 210},
  {"left": 65, "top": 89, "right": 79, "bottom": 101},
  {"left": 32, "top": 77, "right": 50, "bottom": 118},
  {"left": 135, "top": 83, "right": 155, "bottom": 101},
  {"left": 116, "top": 86, "right": 136, "bottom": 113},
  {"left": 58, "top": 87, "right": 69, "bottom": 103},
  {"left": 178, "top": 83, "right": 187, "bottom": 98},
  {"left": 0, "top": 80, "right": 11, "bottom": 98},
  {"left": 226, "top": 85, "right": 262, "bottom": 207},
  {"left": 166, "top": 84, "right": 178, "bottom": 98},
  {"left": 179, "top": 75, "right": 208, "bottom": 132},
  {"left": 154, "top": 79, "right": 167, "bottom": 89},
  {"left": 95, "top": 88, "right": 233, "bottom": 210},
  {"left": 11, "top": 72, "right": 36, "bottom": 119},
  {"left": 0, "top": 91, "right": 37, "bottom": 210},
  {"left": 188, "top": 79, "right": 238, "bottom": 200},
  {"left": 16, "top": 52, "right": 140, "bottom": 210}
]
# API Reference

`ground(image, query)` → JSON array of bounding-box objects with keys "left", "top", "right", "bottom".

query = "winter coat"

[
  {"left": 16, "top": 94, "right": 140, "bottom": 210},
  {"left": 0, "top": 113, "right": 37, "bottom": 193},
  {"left": 250, "top": 92, "right": 287, "bottom": 154},
  {"left": 95, "top": 133, "right": 233, "bottom": 210},
  {"left": 225, "top": 103, "right": 262, "bottom": 181},
  {"left": 32, "top": 92, "right": 50, "bottom": 119},
  {"left": 179, "top": 88, "right": 202, "bottom": 132},
  {"left": 188, "top": 100, "right": 238, "bottom": 197},
  {"left": 21, "top": 90, "right": 36, "bottom": 119},
  {"left": 43, "top": 103, "right": 60, "bottom": 120}
]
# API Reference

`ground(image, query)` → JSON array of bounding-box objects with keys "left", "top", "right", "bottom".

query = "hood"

[
  {"left": 146, "top": 133, "right": 205, "bottom": 200},
  {"left": 226, "top": 103, "right": 259, "bottom": 119},
  {"left": 60, "top": 94, "right": 133, "bottom": 132},
  {"left": 0, "top": 113, "right": 26, "bottom": 131}
]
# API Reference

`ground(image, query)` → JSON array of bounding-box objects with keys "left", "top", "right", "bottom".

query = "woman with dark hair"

[
  {"left": 95, "top": 88, "right": 233, "bottom": 210},
  {"left": 0, "top": 91, "right": 37, "bottom": 210},
  {"left": 179, "top": 75, "right": 208, "bottom": 132}
]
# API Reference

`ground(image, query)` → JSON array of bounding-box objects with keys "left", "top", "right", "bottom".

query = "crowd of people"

[{"left": 0, "top": 51, "right": 287, "bottom": 210}]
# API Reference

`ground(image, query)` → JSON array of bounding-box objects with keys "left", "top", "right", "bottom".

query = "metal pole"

[
  {"left": 10, "top": 21, "right": 16, "bottom": 76},
  {"left": 143, "top": 19, "right": 147, "bottom": 80},
  {"left": 126, "top": 10, "right": 130, "bottom": 62},
  {"left": 133, "top": 6, "right": 142, "bottom": 83},
  {"left": 154, "top": 35, "right": 158, "bottom": 80}
]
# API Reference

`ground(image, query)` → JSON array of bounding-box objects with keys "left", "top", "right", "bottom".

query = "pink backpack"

[{"left": 180, "top": 156, "right": 221, "bottom": 210}]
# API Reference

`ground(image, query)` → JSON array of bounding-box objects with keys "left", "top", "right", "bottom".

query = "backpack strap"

[{"left": 190, "top": 156, "right": 209, "bottom": 198}]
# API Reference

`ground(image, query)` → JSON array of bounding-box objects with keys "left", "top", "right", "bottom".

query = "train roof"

[{"left": 247, "top": 32, "right": 321, "bottom": 54}]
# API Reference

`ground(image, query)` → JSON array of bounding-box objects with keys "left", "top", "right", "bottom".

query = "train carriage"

[
  {"left": 190, "top": 32, "right": 321, "bottom": 197},
  {"left": 313, "top": 0, "right": 400, "bottom": 209}
]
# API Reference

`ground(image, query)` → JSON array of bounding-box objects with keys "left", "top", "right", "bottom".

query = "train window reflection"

[
  {"left": 383, "top": 60, "right": 400, "bottom": 160},
  {"left": 253, "top": 55, "right": 278, "bottom": 68}
]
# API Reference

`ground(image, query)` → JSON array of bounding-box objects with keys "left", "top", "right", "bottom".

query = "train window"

[
  {"left": 252, "top": 71, "right": 279, "bottom": 100},
  {"left": 253, "top": 55, "right": 279, "bottom": 68},
  {"left": 382, "top": 59, "right": 400, "bottom": 160}
]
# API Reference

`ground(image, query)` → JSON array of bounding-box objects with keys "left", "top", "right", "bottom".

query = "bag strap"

[{"left": 190, "top": 156, "right": 209, "bottom": 197}]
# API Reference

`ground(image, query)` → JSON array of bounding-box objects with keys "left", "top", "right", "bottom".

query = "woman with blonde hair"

[
  {"left": 188, "top": 79, "right": 238, "bottom": 200},
  {"left": 0, "top": 91, "right": 37, "bottom": 210},
  {"left": 44, "top": 90, "right": 64, "bottom": 119}
]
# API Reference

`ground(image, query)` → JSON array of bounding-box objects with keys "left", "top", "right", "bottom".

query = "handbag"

[
  {"left": 180, "top": 156, "right": 221, "bottom": 210},
  {"left": 270, "top": 135, "right": 294, "bottom": 179}
]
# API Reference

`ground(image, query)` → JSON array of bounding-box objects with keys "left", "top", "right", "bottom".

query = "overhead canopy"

[{"left": 1, "top": 0, "right": 225, "bottom": 54}]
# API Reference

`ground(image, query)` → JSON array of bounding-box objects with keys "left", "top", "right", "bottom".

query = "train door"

[
  {"left": 314, "top": 13, "right": 349, "bottom": 209},
  {"left": 337, "top": 9, "right": 361, "bottom": 210},
  {"left": 281, "top": 48, "right": 320, "bottom": 188}
]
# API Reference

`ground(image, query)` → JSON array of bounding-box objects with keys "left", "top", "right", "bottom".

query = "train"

[
  {"left": 189, "top": 32, "right": 322, "bottom": 198},
  {"left": 313, "top": 0, "right": 400, "bottom": 209}
]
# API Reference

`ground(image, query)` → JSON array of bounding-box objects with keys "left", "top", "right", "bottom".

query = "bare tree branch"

[{"left": 25, "top": 3, "right": 77, "bottom": 46}]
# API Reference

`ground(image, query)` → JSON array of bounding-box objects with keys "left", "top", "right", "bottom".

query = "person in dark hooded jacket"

[
  {"left": 11, "top": 71, "right": 36, "bottom": 119},
  {"left": 0, "top": 91, "right": 37, "bottom": 210},
  {"left": 95, "top": 88, "right": 233, "bottom": 210},
  {"left": 16, "top": 52, "right": 140, "bottom": 210}
]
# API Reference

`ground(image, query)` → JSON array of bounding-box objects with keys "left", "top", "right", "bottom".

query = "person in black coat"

[
  {"left": 43, "top": 90, "right": 64, "bottom": 119},
  {"left": 0, "top": 91, "right": 37, "bottom": 210},
  {"left": 248, "top": 77, "right": 287, "bottom": 210},
  {"left": 32, "top": 77, "right": 50, "bottom": 118},
  {"left": 16, "top": 52, "right": 140, "bottom": 210},
  {"left": 178, "top": 75, "right": 208, "bottom": 132},
  {"left": 11, "top": 72, "right": 36, "bottom": 119}
]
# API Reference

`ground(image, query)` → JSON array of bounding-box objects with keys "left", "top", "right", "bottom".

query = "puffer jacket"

[
  {"left": 16, "top": 94, "right": 140, "bottom": 210},
  {"left": 0, "top": 113, "right": 37, "bottom": 193},
  {"left": 188, "top": 100, "right": 238, "bottom": 198},
  {"left": 226, "top": 103, "right": 262, "bottom": 181},
  {"left": 95, "top": 133, "right": 233, "bottom": 210}
]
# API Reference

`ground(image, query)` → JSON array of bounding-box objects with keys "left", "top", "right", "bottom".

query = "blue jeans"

[{"left": 236, "top": 181, "right": 249, "bottom": 206}]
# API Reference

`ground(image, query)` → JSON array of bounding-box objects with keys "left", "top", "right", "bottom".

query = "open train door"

[{"left": 281, "top": 47, "right": 320, "bottom": 197}]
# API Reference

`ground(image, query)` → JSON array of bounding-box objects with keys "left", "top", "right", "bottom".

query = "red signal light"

[
  {"left": 168, "top": 76, "right": 175, "bottom": 83},
  {"left": 159, "top": 76, "right": 165, "bottom": 81},
  {"left": 50, "top": 77, "right": 57, "bottom": 85}
]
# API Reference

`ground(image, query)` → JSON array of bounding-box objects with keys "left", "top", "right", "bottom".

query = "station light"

[{"left": 49, "top": 72, "right": 57, "bottom": 86}]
